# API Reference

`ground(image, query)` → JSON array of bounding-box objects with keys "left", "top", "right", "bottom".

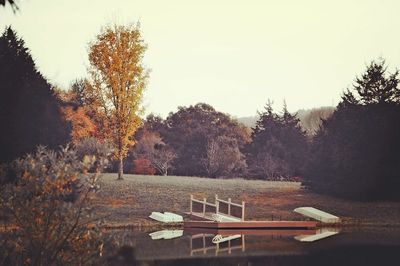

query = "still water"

[{"left": 105, "top": 227, "right": 400, "bottom": 266}]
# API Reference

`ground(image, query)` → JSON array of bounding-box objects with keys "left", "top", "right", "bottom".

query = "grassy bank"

[{"left": 92, "top": 174, "right": 400, "bottom": 229}]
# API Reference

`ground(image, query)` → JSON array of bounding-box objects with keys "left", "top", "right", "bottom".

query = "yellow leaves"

[
  {"left": 61, "top": 106, "right": 96, "bottom": 144},
  {"left": 88, "top": 23, "right": 149, "bottom": 163}
]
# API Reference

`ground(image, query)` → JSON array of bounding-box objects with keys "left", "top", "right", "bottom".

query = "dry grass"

[{"left": 92, "top": 173, "right": 400, "bottom": 228}]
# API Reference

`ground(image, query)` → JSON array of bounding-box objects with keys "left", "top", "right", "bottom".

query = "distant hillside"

[
  {"left": 237, "top": 106, "right": 335, "bottom": 135},
  {"left": 237, "top": 116, "right": 259, "bottom": 128},
  {"left": 296, "top": 106, "right": 335, "bottom": 135}
]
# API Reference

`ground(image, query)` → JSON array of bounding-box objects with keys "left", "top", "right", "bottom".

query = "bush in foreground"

[{"left": 0, "top": 146, "right": 104, "bottom": 265}]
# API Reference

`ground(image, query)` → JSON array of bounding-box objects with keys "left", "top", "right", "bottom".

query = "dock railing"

[
  {"left": 190, "top": 195, "right": 217, "bottom": 216},
  {"left": 190, "top": 194, "right": 245, "bottom": 221}
]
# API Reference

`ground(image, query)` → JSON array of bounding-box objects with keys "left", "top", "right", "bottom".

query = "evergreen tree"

[
  {"left": 246, "top": 101, "right": 308, "bottom": 179},
  {"left": 0, "top": 27, "right": 70, "bottom": 163},
  {"left": 306, "top": 60, "right": 400, "bottom": 200}
]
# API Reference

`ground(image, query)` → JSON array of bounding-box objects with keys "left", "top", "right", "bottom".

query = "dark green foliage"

[
  {"left": 0, "top": 27, "right": 70, "bottom": 163},
  {"left": 144, "top": 103, "right": 249, "bottom": 177},
  {"left": 305, "top": 60, "right": 400, "bottom": 200},
  {"left": 246, "top": 101, "right": 309, "bottom": 179},
  {"left": 0, "top": 0, "right": 18, "bottom": 12}
]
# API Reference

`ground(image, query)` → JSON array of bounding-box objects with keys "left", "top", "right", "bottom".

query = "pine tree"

[
  {"left": 306, "top": 60, "right": 400, "bottom": 200},
  {"left": 246, "top": 101, "right": 308, "bottom": 179},
  {"left": 0, "top": 27, "right": 70, "bottom": 163}
]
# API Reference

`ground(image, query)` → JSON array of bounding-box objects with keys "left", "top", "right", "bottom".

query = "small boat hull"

[
  {"left": 294, "top": 207, "right": 340, "bottom": 223},
  {"left": 149, "top": 212, "right": 183, "bottom": 223}
]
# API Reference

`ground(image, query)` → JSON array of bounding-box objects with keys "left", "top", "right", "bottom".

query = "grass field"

[{"left": 92, "top": 174, "right": 400, "bottom": 229}]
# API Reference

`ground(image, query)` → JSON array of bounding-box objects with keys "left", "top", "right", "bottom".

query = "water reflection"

[
  {"left": 189, "top": 233, "right": 245, "bottom": 256},
  {"left": 146, "top": 227, "right": 340, "bottom": 260},
  {"left": 103, "top": 227, "right": 400, "bottom": 265},
  {"left": 149, "top": 229, "right": 183, "bottom": 240},
  {"left": 295, "top": 228, "right": 339, "bottom": 242}
]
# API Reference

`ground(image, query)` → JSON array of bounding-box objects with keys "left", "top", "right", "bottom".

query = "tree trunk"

[{"left": 117, "top": 156, "right": 124, "bottom": 180}]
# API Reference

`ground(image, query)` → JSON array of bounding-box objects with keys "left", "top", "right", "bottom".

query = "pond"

[{"left": 104, "top": 227, "right": 400, "bottom": 266}]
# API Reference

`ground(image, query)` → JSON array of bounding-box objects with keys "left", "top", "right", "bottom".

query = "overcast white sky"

[{"left": 1, "top": 0, "right": 400, "bottom": 117}]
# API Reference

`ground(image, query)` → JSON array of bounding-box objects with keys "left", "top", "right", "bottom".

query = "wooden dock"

[
  {"left": 184, "top": 220, "right": 317, "bottom": 229},
  {"left": 185, "top": 195, "right": 317, "bottom": 230}
]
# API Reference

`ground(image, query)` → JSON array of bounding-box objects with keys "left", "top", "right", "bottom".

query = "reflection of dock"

[
  {"left": 185, "top": 227, "right": 317, "bottom": 237},
  {"left": 189, "top": 233, "right": 245, "bottom": 256}
]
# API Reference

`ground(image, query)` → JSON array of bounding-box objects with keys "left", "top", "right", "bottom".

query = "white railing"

[{"left": 190, "top": 194, "right": 245, "bottom": 221}]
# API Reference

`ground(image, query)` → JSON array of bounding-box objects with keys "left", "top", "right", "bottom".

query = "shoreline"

[{"left": 90, "top": 173, "right": 400, "bottom": 232}]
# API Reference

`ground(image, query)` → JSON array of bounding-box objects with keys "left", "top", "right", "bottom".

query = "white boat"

[
  {"left": 293, "top": 207, "right": 340, "bottom": 223},
  {"left": 212, "top": 234, "right": 242, "bottom": 244},
  {"left": 149, "top": 211, "right": 183, "bottom": 223},
  {"left": 295, "top": 228, "right": 339, "bottom": 242},
  {"left": 164, "top": 212, "right": 184, "bottom": 221},
  {"left": 149, "top": 230, "right": 184, "bottom": 240}
]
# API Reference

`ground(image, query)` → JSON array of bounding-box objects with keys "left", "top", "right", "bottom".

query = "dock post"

[
  {"left": 228, "top": 198, "right": 231, "bottom": 215},
  {"left": 241, "top": 201, "right": 245, "bottom": 221},
  {"left": 203, "top": 234, "right": 206, "bottom": 254},
  {"left": 190, "top": 194, "right": 193, "bottom": 215},
  {"left": 215, "top": 194, "right": 219, "bottom": 214},
  {"left": 203, "top": 198, "right": 206, "bottom": 215}
]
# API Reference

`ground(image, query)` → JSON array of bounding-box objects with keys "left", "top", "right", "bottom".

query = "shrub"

[
  {"left": 133, "top": 157, "right": 156, "bottom": 175},
  {"left": 0, "top": 146, "right": 103, "bottom": 265},
  {"left": 75, "top": 137, "right": 114, "bottom": 172}
]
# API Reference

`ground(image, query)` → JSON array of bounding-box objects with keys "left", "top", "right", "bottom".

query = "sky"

[{"left": 1, "top": 0, "right": 400, "bottom": 118}]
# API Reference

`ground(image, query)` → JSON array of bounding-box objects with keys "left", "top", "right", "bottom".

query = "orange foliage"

[
  {"left": 88, "top": 24, "right": 149, "bottom": 179},
  {"left": 62, "top": 106, "right": 96, "bottom": 144},
  {"left": 133, "top": 156, "right": 156, "bottom": 175}
]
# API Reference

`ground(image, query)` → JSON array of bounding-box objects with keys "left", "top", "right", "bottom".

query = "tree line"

[{"left": 1, "top": 26, "right": 400, "bottom": 200}]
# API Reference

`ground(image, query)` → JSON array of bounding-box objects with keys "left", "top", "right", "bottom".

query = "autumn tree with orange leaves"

[{"left": 88, "top": 24, "right": 149, "bottom": 180}]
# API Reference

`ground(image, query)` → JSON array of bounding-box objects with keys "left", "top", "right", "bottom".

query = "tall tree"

[
  {"left": 87, "top": 24, "right": 149, "bottom": 180},
  {"left": 351, "top": 59, "right": 399, "bottom": 105},
  {"left": 203, "top": 135, "right": 247, "bottom": 178},
  {"left": 306, "top": 60, "right": 400, "bottom": 200},
  {"left": 246, "top": 101, "right": 308, "bottom": 179},
  {"left": 162, "top": 103, "right": 250, "bottom": 177},
  {"left": 0, "top": 27, "right": 70, "bottom": 163}
]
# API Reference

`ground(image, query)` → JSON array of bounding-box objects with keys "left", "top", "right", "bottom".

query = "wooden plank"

[
  {"left": 186, "top": 211, "right": 217, "bottom": 221},
  {"left": 185, "top": 227, "right": 317, "bottom": 236},
  {"left": 184, "top": 220, "right": 317, "bottom": 229},
  {"left": 213, "top": 213, "right": 241, "bottom": 222}
]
